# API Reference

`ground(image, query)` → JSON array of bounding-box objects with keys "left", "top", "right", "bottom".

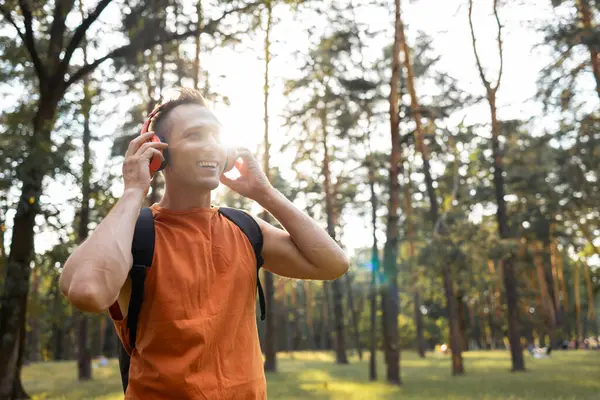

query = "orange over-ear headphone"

[{"left": 140, "top": 105, "right": 236, "bottom": 176}]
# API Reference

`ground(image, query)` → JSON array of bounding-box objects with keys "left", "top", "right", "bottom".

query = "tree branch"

[
  {"left": 493, "top": 0, "right": 504, "bottom": 92},
  {"left": 18, "top": 0, "right": 46, "bottom": 82},
  {"left": 468, "top": 0, "right": 492, "bottom": 93},
  {"left": 61, "top": 0, "right": 113, "bottom": 68},
  {"left": 65, "top": 1, "right": 261, "bottom": 88},
  {"left": 48, "top": 0, "right": 76, "bottom": 68}
]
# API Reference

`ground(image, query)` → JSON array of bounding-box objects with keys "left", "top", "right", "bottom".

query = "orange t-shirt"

[{"left": 109, "top": 204, "right": 266, "bottom": 399}]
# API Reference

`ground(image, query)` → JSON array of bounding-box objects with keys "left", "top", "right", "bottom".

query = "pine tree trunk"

[
  {"left": 345, "top": 274, "right": 363, "bottom": 360},
  {"left": 549, "top": 232, "right": 562, "bottom": 315},
  {"left": 193, "top": 0, "right": 203, "bottom": 90},
  {"left": 76, "top": 23, "right": 93, "bottom": 378},
  {"left": 491, "top": 78, "right": 522, "bottom": 367},
  {"left": 398, "top": 0, "right": 462, "bottom": 375},
  {"left": 575, "top": 0, "right": 600, "bottom": 100},
  {"left": 583, "top": 264, "right": 596, "bottom": 334},
  {"left": 469, "top": 0, "right": 524, "bottom": 371},
  {"left": 574, "top": 263, "right": 582, "bottom": 344},
  {"left": 290, "top": 282, "right": 301, "bottom": 350},
  {"left": 0, "top": 94, "right": 61, "bottom": 399},
  {"left": 27, "top": 268, "right": 40, "bottom": 362},
  {"left": 277, "top": 279, "right": 291, "bottom": 354},
  {"left": 304, "top": 281, "right": 316, "bottom": 349},
  {"left": 533, "top": 241, "right": 557, "bottom": 338},
  {"left": 542, "top": 241, "right": 560, "bottom": 344},
  {"left": 261, "top": 0, "right": 277, "bottom": 372},
  {"left": 381, "top": 0, "right": 403, "bottom": 385},
  {"left": 403, "top": 161, "right": 425, "bottom": 358},
  {"left": 555, "top": 244, "right": 570, "bottom": 337},
  {"left": 368, "top": 159, "right": 379, "bottom": 380},
  {"left": 322, "top": 282, "right": 333, "bottom": 349},
  {"left": 320, "top": 106, "right": 348, "bottom": 365},
  {"left": 457, "top": 295, "right": 468, "bottom": 352}
]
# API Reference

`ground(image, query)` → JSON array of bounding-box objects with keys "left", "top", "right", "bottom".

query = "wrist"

[
  {"left": 121, "top": 187, "right": 146, "bottom": 206},
  {"left": 254, "top": 186, "right": 280, "bottom": 208}
]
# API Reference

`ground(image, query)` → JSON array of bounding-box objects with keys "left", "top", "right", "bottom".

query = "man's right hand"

[{"left": 123, "top": 131, "right": 168, "bottom": 195}]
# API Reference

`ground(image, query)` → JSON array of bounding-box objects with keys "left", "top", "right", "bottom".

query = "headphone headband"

[{"left": 141, "top": 104, "right": 163, "bottom": 135}]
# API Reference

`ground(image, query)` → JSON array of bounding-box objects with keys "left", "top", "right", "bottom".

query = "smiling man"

[{"left": 59, "top": 88, "right": 349, "bottom": 399}]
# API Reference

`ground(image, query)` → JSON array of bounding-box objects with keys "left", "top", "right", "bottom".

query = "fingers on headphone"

[
  {"left": 135, "top": 140, "right": 168, "bottom": 157},
  {"left": 141, "top": 147, "right": 165, "bottom": 163},
  {"left": 127, "top": 132, "right": 167, "bottom": 155}
]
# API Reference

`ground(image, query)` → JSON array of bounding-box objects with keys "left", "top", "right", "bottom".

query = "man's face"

[{"left": 160, "top": 103, "right": 226, "bottom": 190}]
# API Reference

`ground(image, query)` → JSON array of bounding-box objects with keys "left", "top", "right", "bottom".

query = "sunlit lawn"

[{"left": 22, "top": 350, "right": 599, "bottom": 399}]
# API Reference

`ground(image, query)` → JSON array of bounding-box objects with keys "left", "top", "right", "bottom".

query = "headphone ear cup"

[
  {"left": 222, "top": 148, "right": 237, "bottom": 174},
  {"left": 148, "top": 135, "right": 168, "bottom": 174},
  {"left": 156, "top": 135, "right": 168, "bottom": 172}
]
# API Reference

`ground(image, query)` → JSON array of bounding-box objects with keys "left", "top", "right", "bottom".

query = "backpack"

[{"left": 117, "top": 207, "right": 266, "bottom": 393}]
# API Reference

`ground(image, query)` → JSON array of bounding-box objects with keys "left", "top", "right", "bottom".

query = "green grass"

[{"left": 22, "top": 350, "right": 599, "bottom": 399}]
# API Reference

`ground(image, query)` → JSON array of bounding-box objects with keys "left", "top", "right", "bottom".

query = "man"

[{"left": 59, "top": 88, "right": 349, "bottom": 399}]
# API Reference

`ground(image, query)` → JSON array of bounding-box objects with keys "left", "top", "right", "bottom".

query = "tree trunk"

[
  {"left": 380, "top": 0, "right": 403, "bottom": 385},
  {"left": 549, "top": 234, "right": 562, "bottom": 315},
  {"left": 277, "top": 278, "right": 291, "bottom": 354},
  {"left": 304, "top": 281, "right": 315, "bottom": 349},
  {"left": 575, "top": 0, "right": 600, "bottom": 100},
  {"left": 491, "top": 76, "right": 523, "bottom": 371},
  {"left": 76, "top": 25, "right": 93, "bottom": 379},
  {"left": 574, "top": 263, "right": 582, "bottom": 343},
  {"left": 321, "top": 282, "right": 333, "bottom": 350},
  {"left": 403, "top": 161, "right": 425, "bottom": 358},
  {"left": 193, "top": 0, "right": 203, "bottom": 90},
  {"left": 457, "top": 295, "right": 468, "bottom": 352},
  {"left": 542, "top": 241, "right": 560, "bottom": 343},
  {"left": 398, "top": 0, "right": 462, "bottom": 374},
  {"left": 320, "top": 106, "right": 348, "bottom": 365},
  {"left": 368, "top": 159, "right": 379, "bottom": 380},
  {"left": 26, "top": 268, "right": 40, "bottom": 362},
  {"left": 0, "top": 95, "right": 60, "bottom": 399},
  {"left": 583, "top": 264, "right": 596, "bottom": 335},
  {"left": 290, "top": 282, "right": 302, "bottom": 350},
  {"left": 261, "top": 0, "right": 277, "bottom": 372},
  {"left": 345, "top": 274, "right": 362, "bottom": 360},
  {"left": 556, "top": 245, "right": 569, "bottom": 314},
  {"left": 533, "top": 241, "right": 557, "bottom": 338},
  {"left": 469, "top": 0, "right": 524, "bottom": 371}
]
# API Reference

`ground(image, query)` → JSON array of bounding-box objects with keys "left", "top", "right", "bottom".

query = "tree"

[
  {"left": 75, "top": 0, "right": 93, "bottom": 379},
  {"left": 395, "top": 0, "right": 465, "bottom": 375},
  {"left": 0, "top": 1, "right": 261, "bottom": 396},
  {"left": 380, "top": 0, "right": 403, "bottom": 384},
  {"left": 468, "top": 0, "right": 525, "bottom": 371},
  {"left": 261, "top": 0, "right": 278, "bottom": 373}
]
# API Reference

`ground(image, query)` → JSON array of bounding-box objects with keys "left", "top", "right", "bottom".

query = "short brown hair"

[{"left": 148, "top": 87, "right": 208, "bottom": 138}]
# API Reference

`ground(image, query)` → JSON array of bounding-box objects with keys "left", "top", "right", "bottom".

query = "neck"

[{"left": 157, "top": 180, "right": 213, "bottom": 211}]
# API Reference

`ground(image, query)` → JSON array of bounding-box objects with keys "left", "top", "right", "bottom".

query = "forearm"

[
  {"left": 256, "top": 188, "right": 349, "bottom": 277},
  {"left": 60, "top": 188, "right": 145, "bottom": 312}
]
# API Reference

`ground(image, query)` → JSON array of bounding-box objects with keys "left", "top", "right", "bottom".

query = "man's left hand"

[{"left": 220, "top": 147, "right": 273, "bottom": 202}]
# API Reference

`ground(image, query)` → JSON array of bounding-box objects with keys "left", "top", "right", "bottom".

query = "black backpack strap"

[
  {"left": 127, "top": 207, "right": 155, "bottom": 348},
  {"left": 218, "top": 207, "right": 266, "bottom": 321},
  {"left": 118, "top": 341, "right": 131, "bottom": 392},
  {"left": 118, "top": 207, "right": 155, "bottom": 393}
]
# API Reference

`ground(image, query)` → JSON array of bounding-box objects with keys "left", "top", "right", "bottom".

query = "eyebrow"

[{"left": 180, "top": 124, "right": 223, "bottom": 140}]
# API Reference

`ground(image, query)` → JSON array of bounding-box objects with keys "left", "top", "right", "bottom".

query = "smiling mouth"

[{"left": 197, "top": 161, "right": 218, "bottom": 170}]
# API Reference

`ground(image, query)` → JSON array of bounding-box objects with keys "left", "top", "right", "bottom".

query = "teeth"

[{"left": 198, "top": 161, "right": 217, "bottom": 168}]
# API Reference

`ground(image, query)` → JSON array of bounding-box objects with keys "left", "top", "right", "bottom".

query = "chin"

[{"left": 193, "top": 177, "right": 220, "bottom": 191}]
